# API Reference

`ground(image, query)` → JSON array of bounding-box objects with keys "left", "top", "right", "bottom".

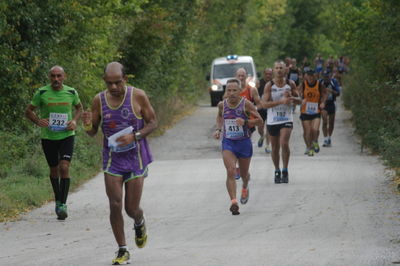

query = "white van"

[{"left": 207, "top": 55, "right": 257, "bottom": 106}]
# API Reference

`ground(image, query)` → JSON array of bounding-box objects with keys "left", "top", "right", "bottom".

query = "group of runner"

[
  {"left": 214, "top": 54, "right": 346, "bottom": 215},
  {"left": 24, "top": 55, "right": 347, "bottom": 264},
  {"left": 25, "top": 63, "right": 156, "bottom": 265}
]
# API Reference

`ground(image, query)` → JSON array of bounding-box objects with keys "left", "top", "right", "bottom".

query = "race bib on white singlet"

[
  {"left": 49, "top": 113, "right": 68, "bottom": 131},
  {"left": 272, "top": 106, "right": 290, "bottom": 122},
  {"left": 305, "top": 102, "right": 318, "bottom": 115},
  {"left": 225, "top": 119, "right": 244, "bottom": 139},
  {"left": 108, "top": 126, "right": 136, "bottom": 153}
]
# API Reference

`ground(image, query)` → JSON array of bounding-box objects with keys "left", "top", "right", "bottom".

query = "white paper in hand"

[{"left": 108, "top": 126, "right": 136, "bottom": 153}]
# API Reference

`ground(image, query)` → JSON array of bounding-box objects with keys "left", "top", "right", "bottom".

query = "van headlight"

[{"left": 211, "top": 84, "right": 220, "bottom": 91}]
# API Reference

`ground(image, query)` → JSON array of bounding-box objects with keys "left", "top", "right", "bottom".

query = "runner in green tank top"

[{"left": 25, "top": 66, "right": 82, "bottom": 220}]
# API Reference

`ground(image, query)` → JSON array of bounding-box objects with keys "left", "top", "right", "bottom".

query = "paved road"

[{"left": 1, "top": 98, "right": 399, "bottom": 266}]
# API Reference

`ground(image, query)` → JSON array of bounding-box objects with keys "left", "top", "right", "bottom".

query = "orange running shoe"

[{"left": 240, "top": 187, "right": 249, "bottom": 204}]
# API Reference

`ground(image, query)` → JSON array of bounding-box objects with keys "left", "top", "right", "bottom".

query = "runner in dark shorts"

[
  {"left": 262, "top": 60, "right": 302, "bottom": 184},
  {"left": 320, "top": 70, "right": 341, "bottom": 147},
  {"left": 299, "top": 68, "right": 327, "bottom": 156},
  {"left": 25, "top": 65, "right": 82, "bottom": 220},
  {"left": 257, "top": 68, "right": 273, "bottom": 152}
]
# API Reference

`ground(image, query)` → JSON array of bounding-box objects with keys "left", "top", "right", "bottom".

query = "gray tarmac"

[{"left": 1, "top": 98, "right": 399, "bottom": 266}]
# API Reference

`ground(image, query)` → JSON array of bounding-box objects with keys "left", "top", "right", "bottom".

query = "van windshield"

[{"left": 213, "top": 63, "right": 254, "bottom": 79}]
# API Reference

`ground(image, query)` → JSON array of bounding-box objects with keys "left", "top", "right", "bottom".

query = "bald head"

[
  {"left": 235, "top": 68, "right": 247, "bottom": 86},
  {"left": 236, "top": 68, "right": 247, "bottom": 75},
  {"left": 263, "top": 68, "right": 273, "bottom": 81},
  {"left": 48, "top": 65, "right": 66, "bottom": 90},
  {"left": 104, "top": 62, "right": 126, "bottom": 77},
  {"left": 49, "top": 65, "right": 65, "bottom": 74}
]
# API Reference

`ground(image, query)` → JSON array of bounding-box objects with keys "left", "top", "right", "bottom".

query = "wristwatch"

[{"left": 134, "top": 131, "right": 142, "bottom": 141}]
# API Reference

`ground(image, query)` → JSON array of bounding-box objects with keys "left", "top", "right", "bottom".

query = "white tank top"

[{"left": 267, "top": 82, "right": 293, "bottom": 125}]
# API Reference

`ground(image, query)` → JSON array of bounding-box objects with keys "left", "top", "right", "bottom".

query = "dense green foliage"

[
  {"left": 332, "top": 0, "right": 400, "bottom": 168},
  {"left": 0, "top": 0, "right": 399, "bottom": 220}
]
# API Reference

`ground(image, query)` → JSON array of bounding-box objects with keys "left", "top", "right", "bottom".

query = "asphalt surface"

[{"left": 1, "top": 97, "right": 399, "bottom": 266}]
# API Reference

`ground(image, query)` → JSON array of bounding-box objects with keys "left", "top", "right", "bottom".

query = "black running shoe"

[
  {"left": 229, "top": 203, "right": 240, "bottom": 215},
  {"left": 282, "top": 170, "right": 289, "bottom": 183},
  {"left": 274, "top": 170, "right": 281, "bottom": 184}
]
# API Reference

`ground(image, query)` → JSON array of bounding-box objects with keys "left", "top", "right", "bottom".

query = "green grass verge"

[
  {"left": 0, "top": 129, "right": 102, "bottom": 222},
  {"left": 0, "top": 96, "right": 200, "bottom": 222}
]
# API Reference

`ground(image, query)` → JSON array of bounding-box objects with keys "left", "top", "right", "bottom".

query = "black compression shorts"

[{"left": 41, "top": 136, "right": 75, "bottom": 167}]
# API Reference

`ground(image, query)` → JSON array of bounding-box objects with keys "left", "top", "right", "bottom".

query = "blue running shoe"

[{"left": 235, "top": 167, "right": 241, "bottom": 180}]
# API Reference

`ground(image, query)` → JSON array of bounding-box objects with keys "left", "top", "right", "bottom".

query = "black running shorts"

[
  {"left": 299, "top": 113, "right": 321, "bottom": 121},
  {"left": 267, "top": 122, "right": 293, "bottom": 137},
  {"left": 41, "top": 136, "right": 75, "bottom": 167},
  {"left": 323, "top": 103, "right": 336, "bottom": 115}
]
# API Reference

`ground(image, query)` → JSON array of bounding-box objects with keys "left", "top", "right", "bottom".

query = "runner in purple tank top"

[
  {"left": 213, "top": 79, "right": 262, "bottom": 215},
  {"left": 100, "top": 86, "right": 153, "bottom": 178},
  {"left": 82, "top": 62, "right": 157, "bottom": 265}
]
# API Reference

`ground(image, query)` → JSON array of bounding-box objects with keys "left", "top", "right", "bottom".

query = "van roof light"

[{"left": 226, "top": 55, "right": 238, "bottom": 60}]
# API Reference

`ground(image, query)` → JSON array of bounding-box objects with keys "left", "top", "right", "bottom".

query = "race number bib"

[
  {"left": 225, "top": 119, "right": 244, "bottom": 139},
  {"left": 108, "top": 126, "right": 136, "bottom": 153},
  {"left": 289, "top": 73, "right": 298, "bottom": 81},
  {"left": 49, "top": 113, "right": 68, "bottom": 131},
  {"left": 272, "top": 105, "right": 290, "bottom": 122},
  {"left": 273, "top": 110, "right": 289, "bottom": 122},
  {"left": 306, "top": 102, "right": 318, "bottom": 115}
]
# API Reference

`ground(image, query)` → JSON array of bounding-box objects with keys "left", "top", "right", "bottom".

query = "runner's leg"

[
  {"left": 125, "top": 177, "right": 144, "bottom": 223},
  {"left": 321, "top": 110, "right": 328, "bottom": 138},
  {"left": 280, "top": 127, "right": 292, "bottom": 169},
  {"left": 270, "top": 134, "right": 280, "bottom": 169},
  {"left": 222, "top": 150, "right": 238, "bottom": 201},
  {"left": 311, "top": 117, "right": 321, "bottom": 143},
  {"left": 238, "top": 157, "right": 251, "bottom": 189},
  {"left": 105, "top": 173, "right": 126, "bottom": 247},
  {"left": 328, "top": 113, "right": 336, "bottom": 137},
  {"left": 302, "top": 120, "right": 312, "bottom": 149}
]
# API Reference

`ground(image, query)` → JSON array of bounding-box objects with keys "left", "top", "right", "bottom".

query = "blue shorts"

[{"left": 222, "top": 138, "right": 253, "bottom": 158}]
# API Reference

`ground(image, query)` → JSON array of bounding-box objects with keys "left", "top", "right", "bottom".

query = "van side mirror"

[{"left": 206, "top": 74, "right": 210, "bottom": 81}]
